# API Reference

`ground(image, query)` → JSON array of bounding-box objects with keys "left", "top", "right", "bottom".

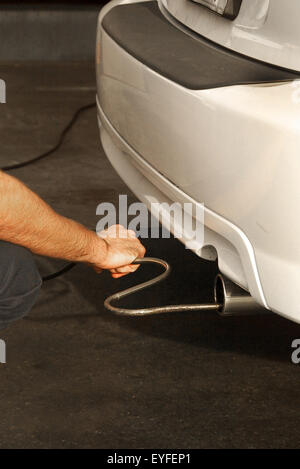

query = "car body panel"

[{"left": 96, "top": 0, "right": 300, "bottom": 322}]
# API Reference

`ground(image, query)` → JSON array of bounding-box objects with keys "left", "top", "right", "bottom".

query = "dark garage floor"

[{"left": 0, "top": 62, "right": 300, "bottom": 449}]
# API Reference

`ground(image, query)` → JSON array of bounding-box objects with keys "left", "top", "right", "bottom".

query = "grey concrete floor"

[{"left": 0, "top": 62, "right": 300, "bottom": 449}]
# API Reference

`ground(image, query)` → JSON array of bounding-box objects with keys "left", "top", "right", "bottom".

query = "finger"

[
  {"left": 111, "top": 272, "right": 129, "bottom": 279},
  {"left": 111, "top": 265, "right": 136, "bottom": 274},
  {"left": 136, "top": 243, "right": 146, "bottom": 259}
]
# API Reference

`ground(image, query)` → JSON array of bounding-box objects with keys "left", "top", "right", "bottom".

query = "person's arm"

[{"left": 0, "top": 171, "right": 145, "bottom": 277}]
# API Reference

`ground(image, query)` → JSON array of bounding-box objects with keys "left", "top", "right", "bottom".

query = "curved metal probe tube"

[{"left": 104, "top": 258, "right": 220, "bottom": 317}]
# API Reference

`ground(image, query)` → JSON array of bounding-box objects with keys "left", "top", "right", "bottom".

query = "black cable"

[
  {"left": 1, "top": 101, "right": 96, "bottom": 281},
  {"left": 42, "top": 262, "right": 77, "bottom": 282},
  {"left": 1, "top": 102, "right": 96, "bottom": 171}
]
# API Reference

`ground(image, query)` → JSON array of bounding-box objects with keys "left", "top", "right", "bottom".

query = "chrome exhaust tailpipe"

[{"left": 214, "top": 274, "right": 270, "bottom": 317}]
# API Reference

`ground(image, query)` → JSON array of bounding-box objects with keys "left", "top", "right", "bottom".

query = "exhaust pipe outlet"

[{"left": 214, "top": 274, "right": 270, "bottom": 317}]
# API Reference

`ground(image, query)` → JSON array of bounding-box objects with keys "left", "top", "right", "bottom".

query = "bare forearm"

[{"left": 0, "top": 171, "right": 106, "bottom": 264}]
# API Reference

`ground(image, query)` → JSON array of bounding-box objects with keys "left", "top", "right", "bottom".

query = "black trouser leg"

[{"left": 0, "top": 241, "right": 42, "bottom": 329}]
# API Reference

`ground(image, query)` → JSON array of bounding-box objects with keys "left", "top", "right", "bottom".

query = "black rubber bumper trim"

[{"left": 102, "top": 1, "right": 300, "bottom": 90}]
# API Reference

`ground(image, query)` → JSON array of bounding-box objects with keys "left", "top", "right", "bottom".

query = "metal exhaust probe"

[
  {"left": 104, "top": 258, "right": 220, "bottom": 316},
  {"left": 214, "top": 274, "right": 271, "bottom": 317},
  {"left": 104, "top": 258, "right": 271, "bottom": 318}
]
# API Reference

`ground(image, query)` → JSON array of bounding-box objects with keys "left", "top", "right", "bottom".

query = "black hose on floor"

[
  {"left": 1, "top": 102, "right": 96, "bottom": 281},
  {"left": 1, "top": 102, "right": 96, "bottom": 171}
]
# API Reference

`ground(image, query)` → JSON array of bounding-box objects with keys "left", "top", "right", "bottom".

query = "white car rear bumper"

[{"left": 96, "top": 0, "right": 300, "bottom": 322}]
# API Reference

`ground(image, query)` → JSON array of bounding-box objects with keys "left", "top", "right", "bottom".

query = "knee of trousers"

[{"left": 0, "top": 242, "right": 42, "bottom": 327}]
